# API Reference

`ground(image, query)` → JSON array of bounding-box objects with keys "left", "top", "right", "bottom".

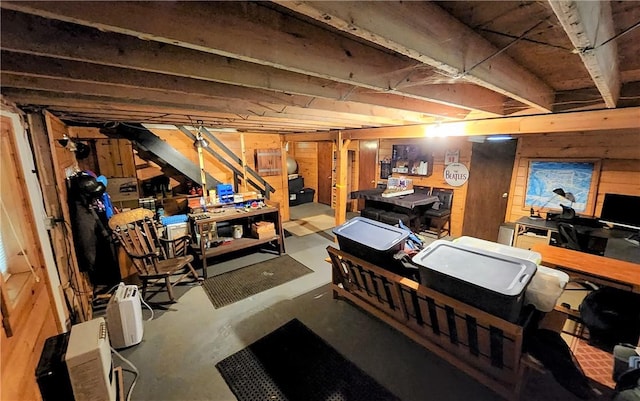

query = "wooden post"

[
  {"left": 240, "top": 133, "right": 248, "bottom": 192},
  {"left": 197, "top": 143, "right": 207, "bottom": 193},
  {"left": 335, "top": 131, "right": 351, "bottom": 227},
  {"left": 42, "top": 111, "right": 93, "bottom": 322},
  {"left": 280, "top": 139, "right": 290, "bottom": 221}
]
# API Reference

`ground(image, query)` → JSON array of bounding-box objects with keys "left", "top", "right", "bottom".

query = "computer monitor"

[{"left": 599, "top": 193, "right": 640, "bottom": 245}]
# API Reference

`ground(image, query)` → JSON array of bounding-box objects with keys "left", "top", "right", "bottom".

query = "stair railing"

[{"left": 175, "top": 125, "right": 275, "bottom": 200}]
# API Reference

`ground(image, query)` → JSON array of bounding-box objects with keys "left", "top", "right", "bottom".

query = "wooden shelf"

[
  {"left": 201, "top": 236, "right": 279, "bottom": 258},
  {"left": 190, "top": 204, "right": 284, "bottom": 278}
]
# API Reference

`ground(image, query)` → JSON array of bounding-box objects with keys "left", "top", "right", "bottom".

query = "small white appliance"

[
  {"left": 106, "top": 283, "right": 144, "bottom": 349},
  {"left": 65, "top": 317, "right": 116, "bottom": 401},
  {"left": 165, "top": 222, "right": 189, "bottom": 256}
]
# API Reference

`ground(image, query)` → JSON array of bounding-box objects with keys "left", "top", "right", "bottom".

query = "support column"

[{"left": 335, "top": 131, "right": 351, "bottom": 227}]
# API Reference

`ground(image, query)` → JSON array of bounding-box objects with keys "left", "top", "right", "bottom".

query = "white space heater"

[
  {"left": 65, "top": 317, "right": 116, "bottom": 401},
  {"left": 106, "top": 283, "right": 143, "bottom": 349}
]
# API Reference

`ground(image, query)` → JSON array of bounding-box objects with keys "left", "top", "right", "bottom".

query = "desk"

[
  {"left": 532, "top": 244, "right": 640, "bottom": 293},
  {"left": 514, "top": 216, "right": 640, "bottom": 262},
  {"left": 191, "top": 205, "right": 284, "bottom": 278}
]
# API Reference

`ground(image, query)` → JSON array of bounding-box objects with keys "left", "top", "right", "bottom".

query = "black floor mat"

[
  {"left": 202, "top": 255, "right": 312, "bottom": 308},
  {"left": 216, "top": 319, "right": 400, "bottom": 401}
]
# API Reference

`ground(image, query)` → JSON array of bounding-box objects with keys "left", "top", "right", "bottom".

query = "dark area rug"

[
  {"left": 216, "top": 319, "right": 400, "bottom": 401},
  {"left": 202, "top": 255, "right": 312, "bottom": 308}
]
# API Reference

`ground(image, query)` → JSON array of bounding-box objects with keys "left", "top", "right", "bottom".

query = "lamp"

[
  {"left": 57, "top": 133, "right": 70, "bottom": 148},
  {"left": 554, "top": 188, "right": 576, "bottom": 220},
  {"left": 529, "top": 188, "right": 575, "bottom": 220},
  {"left": 193, "top": 132, "right": 209, "bottom": 149}
]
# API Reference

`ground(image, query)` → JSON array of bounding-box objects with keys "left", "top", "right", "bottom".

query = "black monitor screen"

[{"left": 599, "top": 193, "right": 640, "bottom": 230}]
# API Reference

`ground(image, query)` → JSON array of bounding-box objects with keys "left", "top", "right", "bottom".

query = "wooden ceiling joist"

[
  {"left": 548, "top": 0, "right": 621, "bottom": 108},
  {"left": 0, "top": 2, "right": 507, "bottom": 115},
  {"left": 0, "top": 74, "right": 418, "bottom": 128},
  {"left": 274, "top": 1, "right": 555, "bottom": 113},
  {"left": 0, "top": 51, "right": 446, "bottom": 124},
  {"left": 1, "top": 89, "right": 383, "bottom": 133}
]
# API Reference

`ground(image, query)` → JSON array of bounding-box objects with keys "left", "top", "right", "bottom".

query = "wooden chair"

[
  {"left": 109, "top": 208, "right": 202, "bottom": 303},
  {"left": 423, "top": 188, "right": 453, "bottom": 238}
]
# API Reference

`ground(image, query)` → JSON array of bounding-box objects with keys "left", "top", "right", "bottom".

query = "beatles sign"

[{"left": 444, "top": 163, "right": 469, "bottom": 187}]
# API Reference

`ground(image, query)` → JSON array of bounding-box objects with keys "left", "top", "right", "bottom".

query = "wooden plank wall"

[
  {"left": 1, "top": 281, "right": 57, "bottom": 401},
  {"left": 290, "top": 141, "right": 318, "bottom": 200},
  {"left": 506, "top": 129, "right": 640, "bottom": 222},
  {"left": 379, "top": 137, "right": 473, "bottom": 237},
  {"left": 153, "top": 129, "right": 290, "bottom": 220},
  {"left": 1, "top": 113, "right": 58, "bottom": 401}
]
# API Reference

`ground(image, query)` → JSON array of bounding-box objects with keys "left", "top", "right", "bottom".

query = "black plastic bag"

[
  {"left": 524, "top": 329, "right": 593, "bottom": 399},
  {"left": 580, "top": 287, "right": 640, "bottom": 352}
]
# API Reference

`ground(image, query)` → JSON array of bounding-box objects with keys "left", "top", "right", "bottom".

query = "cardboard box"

[{"left": 251, "top": 221, "right": 276, "bottom": 239}]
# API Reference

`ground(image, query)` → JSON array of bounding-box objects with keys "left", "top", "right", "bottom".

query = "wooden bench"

[{"left": 327, "top": 246, "right": 531, "bottom": 400}]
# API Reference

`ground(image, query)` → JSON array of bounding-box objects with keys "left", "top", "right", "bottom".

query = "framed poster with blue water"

[{"left": 524, "top": 159, "right": 600, "bottom": 214}]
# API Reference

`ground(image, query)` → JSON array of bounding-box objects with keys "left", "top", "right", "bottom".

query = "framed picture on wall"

[{"left": 524, "top": 159, "right": 601, "bottom": 214}]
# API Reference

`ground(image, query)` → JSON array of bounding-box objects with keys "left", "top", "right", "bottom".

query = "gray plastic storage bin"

[
  {"left": 333, "top": 216, "right": 409, "bottom": 268},
  {"left": 412, "top": 240, "right": 537, "bottom": 323}
]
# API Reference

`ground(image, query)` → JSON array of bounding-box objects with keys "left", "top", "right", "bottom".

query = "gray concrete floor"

[{"left": 113, "top": 203, "right": 594, "bottom": 401}]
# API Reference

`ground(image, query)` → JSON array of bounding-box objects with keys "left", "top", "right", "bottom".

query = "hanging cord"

[
  {"left": 0, "top": 199, "right": 40, "bottom": 282},
  {"left": 593, "top": 20, "right": 640, "bottom": 51},
  {"left": 139, "top": 293, "right": 154, "bottom": 321},
  {"left": 111, "top": 347, "right": 139, "bottom": 401},
  {"left": 458, "top": 18, "right": 548, "bottom": 79}
]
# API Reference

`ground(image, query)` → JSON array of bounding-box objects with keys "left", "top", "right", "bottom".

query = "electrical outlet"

[{"left": 44, "top": 216, "right": 55, "bottom": 230}]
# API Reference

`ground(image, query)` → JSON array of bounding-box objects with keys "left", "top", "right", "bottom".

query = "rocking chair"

[{"left": 109, "top": 208, "right": 202, "bottom": 303}]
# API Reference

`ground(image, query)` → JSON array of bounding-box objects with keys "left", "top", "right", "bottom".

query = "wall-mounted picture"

[{"left": 524, "top": 160, "right": 600, "bottom": 214}]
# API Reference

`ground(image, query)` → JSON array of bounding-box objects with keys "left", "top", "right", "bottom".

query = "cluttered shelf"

[{"left": 188, "top": 203, "right": 284, "bottom": 278}]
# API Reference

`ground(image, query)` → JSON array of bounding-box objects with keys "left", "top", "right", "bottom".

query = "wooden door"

[
  {"left": 462, "top": 140, "right": 517, "bottom": 241},
  {"left": 317, "top": 142, "right": 333, "bottom": 205},
  {"left": 97, "top": 139, "right": 136, "bottom": 178},
  {"left": 357, "top": 140, "right": 378, "bottom": 210}
]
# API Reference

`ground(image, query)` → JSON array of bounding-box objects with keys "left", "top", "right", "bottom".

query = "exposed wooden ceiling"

[{"left": 1, "top": 1, "right": 639, "bottom": 134}]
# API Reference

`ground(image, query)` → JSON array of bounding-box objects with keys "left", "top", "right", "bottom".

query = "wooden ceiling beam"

[
  {"left": 54, "top": 110, "right": 338, "bottom": 131},
  {"left": 343, "top": 107, "right": 640, "bottom": 140},
  {"left": 274, "top": 1, "right": 555, "bottom": 113},
  {"left": 0, "top": 10, "right": 470, "bottom": 120},
  {"left": 283, "top": 132, "right": 337, "bottom": 142},
  {"left": 0, "top": 52, "right": 436, "bottom": 124},
  {"left": 0, "top": 74, "right": 412, "bottom": 127},
  {"left": 548, "top": 1, "right": 620, "bottom": 108},
  {"left": 0, "top": 2, "right": 505, "bottom": 115},
  {"left": 12, "top": 102, "right": 350, "bottom": 131},
  {"left": 0, "top": 89, "right": 375, "bottom": 132}
]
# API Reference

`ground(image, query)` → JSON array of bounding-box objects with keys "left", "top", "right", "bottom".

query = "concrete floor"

[{"left": 113, "top": 203, "right": 595, "bottom": 401}]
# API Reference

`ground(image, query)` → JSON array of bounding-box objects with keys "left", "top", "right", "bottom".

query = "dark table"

[
  {"left": 351, "top": 188, "right": 439, "bottom": 230},
  {"left": 350, "top": 188, "right": 439, "bottom": 210}
]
